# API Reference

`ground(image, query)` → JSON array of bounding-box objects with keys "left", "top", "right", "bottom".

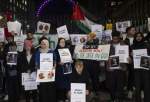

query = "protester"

[
  {"left": 106, "top": 31, "right": 129, "bottom": 101},
  {"left": 131, "top": 32, "right": 150, "bottom": 102},
  {"left": 35, "top": 38, "right": 56, "bottom": 102},
  {"left": 67, "top": 60, "right": 92, "bottom": 102},
  {"left": 19, "top": 40, "right": 38, "bottom": 102},
  {"left": 55, "top": 38, "right": 72, "bottom": 102},
  {"left": 4, "top": 42, "right": 19, "bottom": 102}
]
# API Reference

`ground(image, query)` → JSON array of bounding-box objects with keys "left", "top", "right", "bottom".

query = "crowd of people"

[{"left": 0, "top": 26, "right": 150, "bottom": 102}]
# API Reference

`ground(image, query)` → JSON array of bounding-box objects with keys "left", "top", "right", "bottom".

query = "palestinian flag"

[{"left": 70, "top": 3, "right": 99, "bottom": 33}]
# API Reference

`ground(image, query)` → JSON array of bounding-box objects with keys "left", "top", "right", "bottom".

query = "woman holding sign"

[
  {"left": 4, "top": 42, "right": 19, "bottom": 102},
  {"left": 131, "top": 32, "right": 150, "bottom": 102},
  {"left": 35, "top": 38, "right": 56, "bottom": 102},
  {"left": 55, "top": 38, "right": 72, "bottom": 102},
  {"left": 19, "top": 40, "right": 38, "bottom": 102}
]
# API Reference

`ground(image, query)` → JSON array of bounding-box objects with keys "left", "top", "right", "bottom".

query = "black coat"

[
  {"left": 19, "top": 52, "right": 36, "bottom": 73},
  {"left": 70, "top": 67, "right": 92, "bottom": 91}
]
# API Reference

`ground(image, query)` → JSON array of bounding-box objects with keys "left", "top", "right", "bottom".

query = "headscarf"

[{"left": 40, "top": 39, "right": 49, "bottom": 53}]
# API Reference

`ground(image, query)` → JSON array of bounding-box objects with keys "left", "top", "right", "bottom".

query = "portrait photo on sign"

[
  {"left": 7, "top": 52, "right": 18, "bottom": 65},
  {"left": 109, "top": 56, "right": 120, "bottom": 67},
  {"left": 63, "top": 63, "right": 72, "bottom": 74},
  {"left": 140, "top": 56, "right": 150, "bottom": 69}
]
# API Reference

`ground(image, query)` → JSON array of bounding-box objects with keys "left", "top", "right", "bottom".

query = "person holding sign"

[
  {"left": 84, "top": 32, "right": 100, "bottom": 93},
  {"left": 19, "top": 40, "right": 38, "bottom": 102},
  {"left": 131, "top": 32, "right": 150, "bottom": 102},
  {"left": 4, "top": 42, "right": 19, "bottom": 102},
  {"left": 67, "top": 60, "right": 92, "bottom": 102},
  {"left": 124, "top": 26, "right": 136, "bottom": 94},
  {"left": 35, "top": 38, "right": 56, "bottom": 102},
  {"left": 106, "top": 31, "right": 129, "bottom": 102},
  {"left": 55, "top": 38, "right": 72, "bottom": 102}
]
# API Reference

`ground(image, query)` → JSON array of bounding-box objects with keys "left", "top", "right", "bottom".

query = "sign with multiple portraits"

[
  {"left": 37, "top": 21, "right": 51, "bottom": 34},
  {"left": 36, "top": 69, "right": 55, "bottom": 82},
  {"left": 70, "top": 34, "right": 87, "bottom": 45}
]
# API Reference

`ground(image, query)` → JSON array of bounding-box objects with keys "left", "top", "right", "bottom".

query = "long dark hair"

[
  {"left": 133, "top": 32, "right": 144, "bottom": 44},
  {"left": 23, "top": 47, "right": 35, "bottom": 55},
  {"left": 56, "top": 38, "right": 66, "bottom": 49}
]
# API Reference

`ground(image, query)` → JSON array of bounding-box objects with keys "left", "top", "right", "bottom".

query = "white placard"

[
  {"left": 57, "top": 25, "right": 70, "bottom": 40},
  {"left": 37, "top": 21, "right": 51, "bottom": 34},
  {"left": 115, "top": 45, "right": 129, "bottom": 63},
  {"left": 14, "top": 35, "right": 25, "bottom": 52},
  {"left": 7, "top": 52, "right": 18, "bottom": 65},
  {"left": 58, "top": 48, "right": 72, "bottom": 63},
  {"left": 91, "top": 25, "right": 103, "bottom": 39},
  {"left": 133, "top": 49, "right": 148, "bottom": 69},
  {"left": 116, "top": 21, "right": 131, "bottom": 32},
  {"left": 22, "top": 72, "right": 38, "bottom": 90},
  {"left": 0, "top": 28, "right": 5, "bottom": 42},
  {"left": 40, "top": 53, "right": 53, "bottom": 70},
  {"left": 7, "top": 21, "right": 22, "bottom": 35},
  {"left": 36, "top": 69, "right": 55, "bottom": 82},
  {"left": 70, "top": 34, "right": 87, "bottom": 45},
  {"left": 71, "top": 83, "right": 86, "bottom": 102}
]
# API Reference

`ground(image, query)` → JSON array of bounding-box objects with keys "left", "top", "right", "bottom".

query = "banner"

[
  {"left": 115, "top": 45, "right": 129, "bottom": 63},
  {"left": 70, "top": 34, "right": 87, "bottom": 45},
  {"left": 74, "top": 45, "right": 110, "bottom": 61},
  {"left": 37, "top": 21, "right": 51, "bottom": 34},
  {"left": 133, "top": 49, "right": 148, "bottom": 69},
  {"left": 36, "top": 69, "right": 55, "bottom": 82},
  {"left": 116, "top": 21, "right": 131, "bottom": 32},
  {"left": 0, "top": 28, "right": 5, "bottom": 42},
  {"left": 71, "top": 83, "right": 86, "bottom": 102},
  {"left": 7, "top": 21, "right": 21, "bottom": 35},
  {"left": 40, "top": 53, "right": 53, "bottom": 70},
  {"left": 57, "top": 25, "right": 70, "bottom": 40},
  {"left": 58, "top": 48, "right": 72, "bottom": 63}
]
